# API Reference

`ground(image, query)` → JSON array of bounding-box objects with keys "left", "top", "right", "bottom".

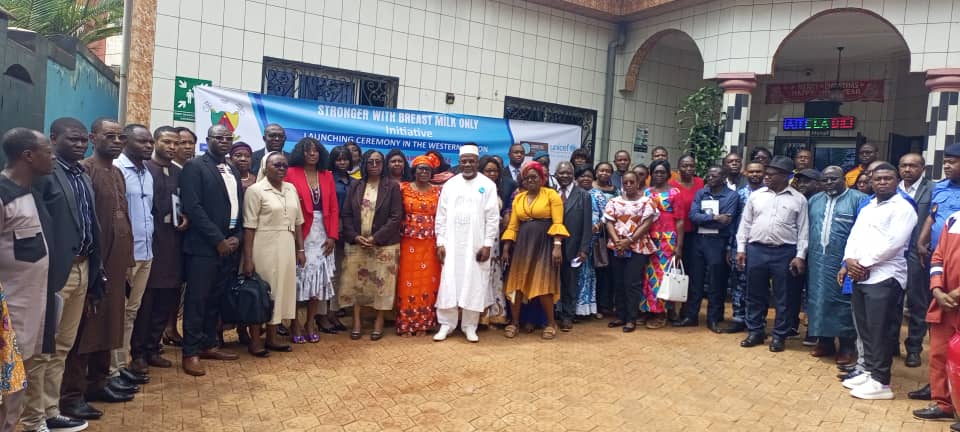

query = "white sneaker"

[
  {"left": 464, "top": 328, "right": 479, "bottom": 343},
  {"left": 850, "top": 377, "right": 894, "bottom": 400},
  {"left": 842, "top": 371, "right": 870, "bottom": 389},
  {"left": 433, "top": 325, "right": 451, "bottom": 341}
]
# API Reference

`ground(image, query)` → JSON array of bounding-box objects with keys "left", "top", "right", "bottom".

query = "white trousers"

[{"left": 437, "top": 307, "right": 481, "bottom": 332}]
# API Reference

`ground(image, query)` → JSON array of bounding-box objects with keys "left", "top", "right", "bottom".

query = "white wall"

[
  {"left": 619, "top": 0, "right": 960, "bottom": 79},
  {"left": 610, "top": 38, "right": 706, "bottom": 164},
  {"left": 149, "top": 0, "right": 614, "bottom": 138}
]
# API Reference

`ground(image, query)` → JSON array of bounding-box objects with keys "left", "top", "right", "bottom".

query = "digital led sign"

[{"left": 782, "top": 116, "right": 856, "bottom": 131}]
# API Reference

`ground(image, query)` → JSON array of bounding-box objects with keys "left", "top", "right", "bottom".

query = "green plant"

[
  {"left": 676, "top": 84, "right": 725, "bottom": 177},
  {"left": 0, "top": 0, "right": 123, "bottom": 44}
]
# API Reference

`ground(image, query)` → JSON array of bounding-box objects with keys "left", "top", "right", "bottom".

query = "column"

[
  {"left": 924, "top": 69, "right": 960, "bottom": 181},
  {"left": 717, "top": 73, "right": 757, "bottom": 156}
]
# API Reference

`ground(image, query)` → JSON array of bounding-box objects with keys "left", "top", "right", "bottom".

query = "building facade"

[{"left": 132, "top": 0, "right": 960, "bottom": 179}]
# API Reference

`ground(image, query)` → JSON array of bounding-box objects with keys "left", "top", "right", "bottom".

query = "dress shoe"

[
  {"left": 128, "top": 358, "right": 149, "bottom": 375},
  {"left": 433, "top": 325, "right": 451, "bottom": 341},
  {"left": 769, "top": 337, "right": 786, "bottom": 352},
  {"left": 740, "top": 333, "right": 765, "bottom": 348},
  {"left": 671, "top": 317, "right": 698, "bottom": 327},
  {"left": 45, "top": 414, "right": 88, "bottom": 432},
  {"left": 719, "top": 321, "right": 746, "bottom": 334},
  {"left": 119, "top": 368, "right": 149, "bottom": 385},
  {"left": 810, "top": 343, "right": 836, "bottom": 358},
  {"left": 908, "top": 384, "right": 932, "bottom": 400},
  {"left": 107, "top": 376, "right": 139, "bottom": 394},
  {"left": 707, "top": 322, "right": 722, "bottom": 334},
  {"left": 182, "top": 356, "right": 206, "bottom": 376},
  {"left": 905, "top": 352, "right": 922, "bottom": 368},
  {"left": 60, "top": 401, "right": 103, "bottom": 420},
  {"left": 559, "top": 319, "right": 573, "bottom": 332},
  {"left": 835, "top": 352, "right": 856, "bottom": 366},
  {"left": 85, "top": 386, "right": 134, "bottom": 403},
  {"left": 951, "top": 422, "right": 960, "bottom": 432},
  {"left": 913, "top": 404, "right": 955, "bottom": 421},
  {"left": 147, "top": 354, "right": 173, "bottom": 368},
  {"left": 199, "top": 348, "right": 239, "bottom": 361}
]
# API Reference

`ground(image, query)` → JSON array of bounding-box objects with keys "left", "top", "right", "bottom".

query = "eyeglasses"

[
  {"left": 366, "top": 159, "right": 383, "bottom": 166},
  {"left": 103, "top": 133, "right": 128, "bottom": 141},
  {"left": 208, "top": 135, "right": 234, "bottom": 142},
  {"left": 271, "top": 162, "right": 288, "bottom": 169},
  {"left": 266, "top": 133, "right": 285, "bottom": 139}
]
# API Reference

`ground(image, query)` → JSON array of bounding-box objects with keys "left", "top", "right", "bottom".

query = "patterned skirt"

[
  {"left": 297, "top": 211, "right": 336, "bottom": 303},
  {"left": 395, "top": 236, "right": 440, "bottom": 334},
  {"left": 338, "top": 242, "right": 400, "bottom": 311},
  {"left": 576, "top": 246, "right": 597, "bottom": 316},
  {"left": 0, "top": 292, "right": 25, "bottom": 396},
  {"left": 641, "top": 232, "right": 676, "bottom": 313}
]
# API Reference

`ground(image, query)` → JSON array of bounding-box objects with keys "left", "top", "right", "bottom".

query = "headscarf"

[
  {"left": 229, "top": 142, "right": 252, "bottom": 157},
  {"left": 521, "top": 161, "right": 547, "bottom": 186},
  {"left": 412, "top": 153, "right": 440, "bottom": 169},
  {"left": 257, "top": 150, "right": 285, "bottom": 182}
]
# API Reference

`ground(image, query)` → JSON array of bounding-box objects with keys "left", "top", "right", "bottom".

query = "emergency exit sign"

[{"left": 782, "top": 116, "right": 855, "bottom": 131}]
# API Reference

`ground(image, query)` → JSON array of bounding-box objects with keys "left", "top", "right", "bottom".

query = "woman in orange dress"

[{"left": 395, "top": 154, "right": 443, "bottom": 336}]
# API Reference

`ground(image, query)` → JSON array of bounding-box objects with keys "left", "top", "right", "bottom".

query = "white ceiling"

[{"left": 774, "top": 12, "right": 910, "bottom": 67}]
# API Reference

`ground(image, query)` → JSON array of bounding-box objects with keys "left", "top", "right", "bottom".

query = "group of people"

[{"left": 0, "top": 116, "right": 959, "bottom": 431}]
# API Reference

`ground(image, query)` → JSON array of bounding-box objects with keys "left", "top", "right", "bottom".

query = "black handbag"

[
  {"left": 221, "top": 273, "right": 274, "bottom": 325},
  {"left": 593, "top": 232, "right": 610, "bottom": 268}
]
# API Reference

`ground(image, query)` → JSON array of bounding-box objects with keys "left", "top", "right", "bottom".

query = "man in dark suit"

[
  {"left": 250, "top": 123, "right": 287, "bottom": 174},
  {"left": 24, "top": 118, "right": 104, "bottom": 427},
  {"left": 900, "top": 153, "right": 933, "bottom": 368},
  {"left": 554, "top": 161, "right": 592, "bottom": 331},
  {"left": 179, "top": 123, "right": 243, "bottom": 377}
]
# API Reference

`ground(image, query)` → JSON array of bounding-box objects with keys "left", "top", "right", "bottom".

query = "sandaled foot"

[
  {"left": 504, "top": 325, "right": 518, "bottom": 338},
  {"left": 542, "top": 326, "right": 557, "bottom": 340}
]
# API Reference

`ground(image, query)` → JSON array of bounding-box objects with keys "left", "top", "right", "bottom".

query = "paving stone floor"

[{"left": 85, "top": 317, "right": 950, "bottom": 431}]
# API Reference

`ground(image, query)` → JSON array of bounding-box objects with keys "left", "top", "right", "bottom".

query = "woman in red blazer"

[{"left": 284, "top": 138, "right": 341, "bottom": 343}]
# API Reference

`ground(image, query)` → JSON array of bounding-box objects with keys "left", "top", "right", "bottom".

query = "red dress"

[
  {"left": 396, "top": 182, "right": 442, "bottom": 334},
  {"left": 669, "top": 177, "right": 703, "bottom": 233}
]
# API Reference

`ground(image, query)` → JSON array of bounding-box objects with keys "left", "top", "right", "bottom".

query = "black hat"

[
  {"left": 796, "top": 168, "right": 821, "bottom": 180},
  {"left": 946, "top": 143, "right": 960, "bottom": 157},
  {"left": 768, "top": 155, "right": 795, "bottom": 173}
]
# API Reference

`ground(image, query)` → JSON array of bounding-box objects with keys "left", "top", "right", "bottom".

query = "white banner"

[{"left": 507, "top": 119, "right": 582, "bottom": 173}]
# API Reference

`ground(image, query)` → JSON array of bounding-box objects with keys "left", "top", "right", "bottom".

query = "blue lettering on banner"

[{"left": 250, "top": 92, "right": 510, "bottom": 160}]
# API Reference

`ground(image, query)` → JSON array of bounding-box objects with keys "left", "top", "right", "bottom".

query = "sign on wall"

[
  {"left": 765, "top": 80, "right": 884, "bottom": 104},
  {"left": 193, "top": 86, "right": 581, "bottom": 170},
  {"left": 782, "top": 116, "right": 856, "bottom": 131},
  {"left": 173, "top": 76, "right": 212, "bottom": 122}
]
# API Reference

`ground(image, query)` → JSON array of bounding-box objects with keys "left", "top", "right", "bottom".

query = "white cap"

[{"left": 459, "top": 144, "right": 479, "bottom": 156}]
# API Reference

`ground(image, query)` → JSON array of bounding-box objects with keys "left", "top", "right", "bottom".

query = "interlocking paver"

[{"left": 79, "top": 318, "right": 955, "bottom": 431}]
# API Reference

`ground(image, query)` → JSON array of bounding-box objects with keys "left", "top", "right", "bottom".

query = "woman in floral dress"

[{"left": 395, "top": 155, "right": 442, "bottom": 336}]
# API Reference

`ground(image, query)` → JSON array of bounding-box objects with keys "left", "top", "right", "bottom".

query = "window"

[
  {"left": 262, "top": 57, "right": 398, "bottom": 108},
  {"left": 503, "top": 96, "right": 597, "bottom": 160}
]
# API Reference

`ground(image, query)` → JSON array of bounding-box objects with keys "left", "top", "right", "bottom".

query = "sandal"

[
  {"left": 370, "top": 331, "right": 383, "bottom": 341},
  {"left": 542, "top": 326, "right": 557, "bottom": 340},
  {"left": 350, "top": 330, "right": 362, "bottom": 340},
  {"left": 636, "top": 313, "right": 648, "bottom": 326},
  {"left": 504, "top": 325, "right": 518, "bottom": 338},
  {"left": 646, "top": 314, "right": 667, "bottom": 330}
]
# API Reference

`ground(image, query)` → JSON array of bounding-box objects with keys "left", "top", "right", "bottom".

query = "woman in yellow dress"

[{"left": 501, "top": 161, "right": 569, "bottom": 340}]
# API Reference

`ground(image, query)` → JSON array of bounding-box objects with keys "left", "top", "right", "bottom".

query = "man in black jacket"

[
  {"left": 24, "top": 118, "right": 104, "bottom": 427},
  {"left": 179, "top": 124, "right": 243, "bottom": 377},
  {"left": 554, "top": 161, "right": 592, "bottom": 331},
  {"left": 250, "top": 123, "right": 287, "bottom": 174}
]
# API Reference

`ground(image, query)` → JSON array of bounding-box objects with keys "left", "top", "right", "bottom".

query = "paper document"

[{"left": 698, "top": 199, "right": 719, "bottom": 234}]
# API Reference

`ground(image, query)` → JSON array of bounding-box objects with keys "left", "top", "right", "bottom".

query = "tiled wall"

[
  {"left": 609, "top": 37, "right": 706, "bottom": 164},
  {"left": 149, "top": 0, "right": 614, "bottom": 136},
  {"left": 620, "top": 0, "right": 957, "bottom": 79}
]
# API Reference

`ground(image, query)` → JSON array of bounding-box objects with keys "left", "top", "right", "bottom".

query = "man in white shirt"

[
  {"left": 839, "top": 163, "right": 917, "bottom": 400},
  {"left": 434, "top": 144, "right": 501, "bottom": 343}
]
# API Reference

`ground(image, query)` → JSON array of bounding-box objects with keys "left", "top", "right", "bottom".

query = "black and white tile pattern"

[
  {"left": 925, "top": 90, "right": 958, "bottom": 180},
  {"left": 723, "top": 92, "right": 750, "bottom": 157}
]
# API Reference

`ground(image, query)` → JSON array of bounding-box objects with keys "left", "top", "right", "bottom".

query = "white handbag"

[{"left": 657, "top": 256, "right": 689, "bottom": 302}]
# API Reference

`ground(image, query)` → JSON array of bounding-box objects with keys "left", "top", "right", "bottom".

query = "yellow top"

[
  {"left": 844, "top": 165, "right": 863, "bottom": 188},
  {"left": 502, "top": 188, "right": 570, "bottom": 241}
]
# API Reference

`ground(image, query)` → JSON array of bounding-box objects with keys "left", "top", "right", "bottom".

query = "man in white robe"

[{"left": 434, "top": 144, "right": 501, "bottom": 342}]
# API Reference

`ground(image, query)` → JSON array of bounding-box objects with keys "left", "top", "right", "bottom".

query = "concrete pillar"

[
  {"left": 717, "top": 73, "right": 757, "bottom": 157},
  {"left": 924, "top": 69, "right": 960, "bottom": 180}
]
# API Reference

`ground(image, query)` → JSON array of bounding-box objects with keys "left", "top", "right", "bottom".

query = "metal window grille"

[
  {"left": 503, "top": 96, "right": 597, "bottom": 160},
  {"left": 262, "top": 57, "right": 398, "bottom": 108}
]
